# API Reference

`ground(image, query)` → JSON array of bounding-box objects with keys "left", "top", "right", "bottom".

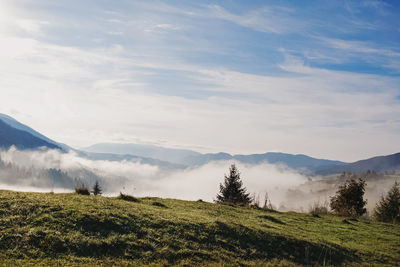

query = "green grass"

[{"left": 0, "top": 190, "right": 399, "bottom": 266}]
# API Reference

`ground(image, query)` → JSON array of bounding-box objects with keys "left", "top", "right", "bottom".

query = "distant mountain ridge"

[
  {"left": 83, "top": 143, "right": 202, "bottom": 165},
  {"left": 317, "top": 152, "right": 400, "bottom": 175},
  {"left": 83, "top": 143, "right": 347, "bottom": 173},
  {"left": 0, "top": 114, "right": 186, "bottom": 170},
  {"left": 1, "top": 113, "right": 399, "bottom": 174}
]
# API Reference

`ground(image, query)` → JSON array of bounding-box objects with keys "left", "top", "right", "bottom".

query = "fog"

[
  {"left": 145, "top": 161, "right": 308, "bottom": 206},
  {"left": 0, "top": 147, "right": 398, "bottom": 212}
]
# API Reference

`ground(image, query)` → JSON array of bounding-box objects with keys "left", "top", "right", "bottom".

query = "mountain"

[
  {"left": 84, "top": 143, "right": 346, "bottom": 172},
  {"left": 77, "top": 151, "right": 186, "bottom": 169},
  {"left": 0, "top": 118, "right": 60, "bottom": 150},
  {"left": 183, "top": 152, "right": 345, "bottom": 173},
  {"left": 83, "top": 143, "right": 202, "bottom": 165},
  {"left": 234, "top": 152, "right": 345, "bottom": 171},
  {"left": 0, "top": 114, "right": 58, "bottom": 145},
  {"left": 3, "top": 113, "right": 398, "bottom": 175},
  {"left": 0, "top": 114, "right": 184, "bottom": 169},
  {"left": 317, "top": 152, "right": 400, "bottom": 175}
]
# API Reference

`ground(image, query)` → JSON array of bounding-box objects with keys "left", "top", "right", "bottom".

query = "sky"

[{"left": 0, "top": 0, "right": 399, "bottom": 162}]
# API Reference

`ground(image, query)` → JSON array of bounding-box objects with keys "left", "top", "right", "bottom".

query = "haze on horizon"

[{"left": 0, "top": 0, "right": 399, "bottom": 162}]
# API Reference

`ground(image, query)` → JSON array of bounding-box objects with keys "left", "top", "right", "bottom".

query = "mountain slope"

[
  {"left": 0, "top": 114, "right": 59, "bottom": 146},
  {"left": 0, "top": 114, "right": 183, "bottom": 170},
  {"left": 1, "top": 190, "right": 399, "bottom": 266},
  {"left": 84, "top": 143, "right": 346, "bottom": 172},
  {"left": 83, "top": 143, "right": 202, "bottom": 165},
  {"left": 0, "top": 119, "right": 60, "bottom": 150},
  {"left": 0, "top": 113, "right": 71, "bottom": 151},
  {"left": 0, "top": 114, "right": 347, "bottom": 172},
  {"left": 77, "top": 151, "right": 187, "bottom": 169},
  {"left": 317, "top": 152, "right": 400, "bottom": 175},
  {"left": 234, "top": 152, "right": 344, "bottom": 169}
]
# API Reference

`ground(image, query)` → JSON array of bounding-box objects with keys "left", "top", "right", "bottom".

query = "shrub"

[
  {"left": 330, "top": 179, "right": 367, "bottom": 217},
  {"left": 374, "top": 182, "right": 400, "bottom": 224},
  {"left": 117, "top": 192, "right": 139, "bottom": 202},
  {"left": 309, "top": 200, "right": 329, "bottom": 217},
  {"left": 75, "top": 185, "right": 90, "bottom": 195},
  {"left": 262, "top": 192, "right": 275, "bottom": 211},
  {"left": 251, "top": 193, "right": 261, "bottom": 208}
]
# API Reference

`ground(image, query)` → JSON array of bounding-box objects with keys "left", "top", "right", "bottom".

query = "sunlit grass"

[{"left": 0, "top": 190, "right": 398, "bottom": 266}]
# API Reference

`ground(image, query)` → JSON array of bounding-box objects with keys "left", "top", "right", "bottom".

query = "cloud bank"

[{"left": 1, "top": 147, "right": 398, "bottom": 212}]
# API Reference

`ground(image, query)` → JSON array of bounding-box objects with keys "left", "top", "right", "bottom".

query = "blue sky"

[{"left": 0, "top": 0, "right": 399, "bottom": 161}]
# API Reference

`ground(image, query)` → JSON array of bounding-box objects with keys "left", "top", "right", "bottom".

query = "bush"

[
  {"left": 262, "top": 192, "right": 275, "bottom": 211},
  {"left": 330, "top": 178, "right": 367, "bottom": 217},
  {"left": 374, "top": 182, "right": 400, "bottom": 224},
  {"left": 309, "top": 200, "right": 329, "bottom": 217},
  {"left": 117, "top": 192, "right": 139, "bottom": 202},
  {"left": 75, "top": 185, "right": 90, "bottom": 195},
  {"left": 250, "top": 193, "right": 260, "bottom": 208}
]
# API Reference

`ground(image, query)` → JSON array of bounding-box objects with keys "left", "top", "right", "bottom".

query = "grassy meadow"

[{"left": 0, "top": 190, "right": 399, "bottom": 266}]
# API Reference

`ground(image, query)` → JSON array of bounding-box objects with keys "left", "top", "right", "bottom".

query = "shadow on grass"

[
  {"left": 1, "top": 211, "right": 360, "bottom": 266},
  {"left": 258, "top": 215, "right": 285, "bottom": 225},
  {"left": 151, "top": 201, "right": 168, "bottom": 208},
  {"left": 74, "top": 213, "right": 146, "bottom": 237},
  {"left": 117, "top": 193, "right": 140, "bottom": 202},
  {"left": 164, "top": 220, "right": 360, "bottom": 266}
]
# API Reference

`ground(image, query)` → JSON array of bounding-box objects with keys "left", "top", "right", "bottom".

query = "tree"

[
  {"left": 374, "top": 182, "right": 400, "bottom": 224},
  {"left": 92, "top": 180, "right": 102, "bottom": 196},
  {"left": 330, "top": 178, "right": 367, "bottom": 217},
  {"left": 216, "top": 164, "right": 252, "bottom": 205}
]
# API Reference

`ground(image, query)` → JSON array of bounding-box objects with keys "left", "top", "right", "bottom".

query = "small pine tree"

[
  {"left": 216, "top": 164, "right": 252, "bottom": 205},
  {"left": 330, "top": 178, "right": 367, "bottom": 217},
  {"left": 92, "top": 181, "right": 102, "bottom": 196},
  {"left": 374, "top": 182, "right": 400, "bottom": 224}
]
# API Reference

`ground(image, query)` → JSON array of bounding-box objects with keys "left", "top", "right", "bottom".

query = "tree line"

[
  {"left": 216, "top": 164, "right": 399, "bottom": 223},
  {"left": 74, "top": 163, "right": 399, "bottom": 224}
]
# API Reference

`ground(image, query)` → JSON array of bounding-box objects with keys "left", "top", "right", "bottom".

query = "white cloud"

[
  {"left": 1, "top": 35, "right": 399, "bottom": 161},
  {"left": 0, "top": 147, "right": 310, "bottom": 210},
  {"left": 1, "top": 147, "right": 398, "bottom": 212},
  {"left": 0, "top": 0, "right": 399, "bottom": 162},
  {"left": 15, "top": 19, "right": 49, "bottom": 36},
  {"left": 319, "top": 37, "right": 400, "bottom": 57},
  {"left": 205, "top": 5, "right": 303, "bottom": 34}
]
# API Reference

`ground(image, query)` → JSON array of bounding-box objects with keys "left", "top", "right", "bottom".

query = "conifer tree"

[
  {"left": 330, "top": 178, "right": 367, "bottom": 217},
  {"left": 216, "top": 164, "right": 252, "bottom": 205},
  {"left": 374, "top": 182, "right": 400, "bottom": 224},
  {"left": 92, "top": 180, "right": 102, "bottom": 196}
]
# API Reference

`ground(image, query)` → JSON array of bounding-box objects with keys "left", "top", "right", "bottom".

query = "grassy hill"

[{"left": 0, "top": 190, "right": 399, "bottom": 266}]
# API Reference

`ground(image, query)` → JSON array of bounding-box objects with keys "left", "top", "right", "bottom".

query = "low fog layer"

[{"left": 0, "top": 147, "right": 398, "bottom": 212}]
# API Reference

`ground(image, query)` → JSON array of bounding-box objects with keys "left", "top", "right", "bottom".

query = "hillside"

[
  {"left": 0, "top": 113, "right": 60, "bottom": 148},
  {"left": 0, "top": 119, "right": 60, "bottom": 150},
  {"left": 0, "top": 191, "right": 399, "bottom": 266},
  {"left": 317, "top": 152, "right": 400, "bottom": 175}
]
